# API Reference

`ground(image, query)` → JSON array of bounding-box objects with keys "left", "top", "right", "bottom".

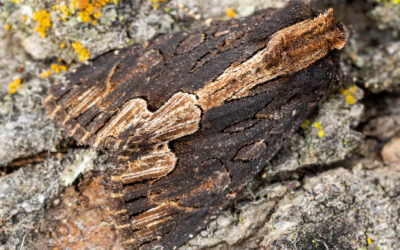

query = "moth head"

[{"left": 261, "top": 8, "right": 347, "bottom": 74}]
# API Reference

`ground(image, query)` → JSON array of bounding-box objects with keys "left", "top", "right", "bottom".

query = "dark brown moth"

[{"left": 44, "top": 1, "right": 347, "bottom": 249}]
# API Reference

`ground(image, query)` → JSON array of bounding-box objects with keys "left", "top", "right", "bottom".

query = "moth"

[{"left": 44, "top": 1, "right": 347, "bottom": 249}]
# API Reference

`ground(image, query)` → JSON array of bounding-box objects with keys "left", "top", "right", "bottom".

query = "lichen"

[
  {"left": 339, "top": 86, "right": 358, "bottom": 105},
  {"left": 313, "top": 122, "right": 325, "bottom": 138},
  {"left": 300, "top": 119, "right": 310, "bottom": 129},
  {"left": 225, "top": 7, "right": 236, "bottom": 18},
  {"left": 50, "top": 63, "right": 67, "bottom": 73},
  {"left": 7, "top": 77, "right": 22, "bottom": 94},
  {"left": 72, "top": 41, "right": 90, "bottom": 61},
  {"left": 3, "top": 23, "right": 11, "bottom": 31},
  {"left": 40, "top": 70, "right": 51, "bottom": 78},
  {"left": 376, "top": 0, "right": 400, "bottom": 4},
  {"left": 32, "top": 10, "right": 51, "bottom": 38},
  {"left": 40, "top": 63, "right": 67, "bottom": 78}
]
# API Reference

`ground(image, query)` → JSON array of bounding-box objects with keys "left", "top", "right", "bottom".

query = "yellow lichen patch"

[
  {"left": 313, "top": 122, "right": 325, "bottom": 138},
  {"left": 77, "top": 3, "right": 94, "bottom": 22},
  {"left": 32, "top": 10, "right": 51, "bottom": 38},
  {"left": 74, "top": 0, "right": 115, "bottom": 24},
  {"left": 57, "top": 4, "right": 73, "bottom": 21},
  {"left": 72, "top": 41, "right": 90, "bottom": 61},
  {"left": 300, "top": 119, "right": 310, "bottom": 129},
  {"left": 11, "top": 0, "right": 20, "bottom": 3},
  {"left": 367, "top": 237, "right": 372, "bottom": 245},
  {"left": 150, "top": 0, "right": 166, "bottom": 9},
  {"left": 40, "top": 62, "right": 67, "bottom": 78},
  {"left": 4, "top": 24, "right": 11, "bottom": 31},
  {"left": 339, "top": 85, "right": 357, "bottom": 105},
  {"left": 345, "top": 95, "right": 355, "bottom": 105},
  {"left": 53, "top": 0, "right": 117, "bottom": 25},
  {"left": 40, "top": 63, "right": 67, "bottom": 78},
  {"left": 40, "top": 70, "right": 52, "bottom": 78},
  {"left": 60, "top": 43, "right": 66, "bottom": 48},
  {"left": 7, "top": 78, "right": 22, "bottom": 94},
  {"left": 72, "top": 0, "right": 89, "bottom": 9},
  {"left": 22, "top": 15, "right": 27, "bottom": 22},
  {"left": 377, "top": 0, "right": 400, "bottom": 4},
  {"left": 225, "top": 7, "right": 236, "bottom": 18},
  {"left": 51, "top": 63, "right": 67, "bottom": 73}
]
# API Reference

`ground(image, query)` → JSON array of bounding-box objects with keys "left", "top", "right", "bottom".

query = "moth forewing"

[{"left": 44, "top": 1, "right": 347, "bottom": 249}]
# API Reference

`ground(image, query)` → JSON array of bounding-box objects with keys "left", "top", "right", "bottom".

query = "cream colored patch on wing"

[
  {"left": 112, "top": 147, "right": 177, "bottom": 184},
  {"left": 92, "top": 92, "right": 201, "bottom": 152},
  {"left": 196, "top": 9, "right": 347, "bottom": 112}
]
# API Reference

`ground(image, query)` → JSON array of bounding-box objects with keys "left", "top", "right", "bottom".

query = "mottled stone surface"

[{"left": 261, "top": 164, "right": 400, "bottom": 249}]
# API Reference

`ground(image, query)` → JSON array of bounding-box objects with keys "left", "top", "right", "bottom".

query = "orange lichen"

[
  {"left": 72, "top": 41, "right": 90, "bottom": 61},
  {"left": 225, "top": 7, "right": 236, "bottom": 18},
  {"left": 77, "top": 3, "right": 94, "bottom": 22},
  {"left": 7, "top": 78, "right": 22, "bottom": 94},
  {"left": 40, "top": 63, "right": 67, "bottom": 78},
  {"left": 72, "top": 0, "right": 89, "bottom": 9},
  {"left": 22, "top": 15, "right": 27, "bottom": 22},
  {"left": 32, "top": 10, "right": 51, "bottom": 38},
  {"left": 57, "top": 4, "right": 72, "bottom": 21},
  {"left": 75, "top": 0, "right": 113, "bottom": 24},
  {"left": 53, "top": 0, "right": 117, "bottom": 25},
  {"left": 51, "top": 63, "right": 67, "bottom": 73},
  {"left": 4, "top": 24, "right": 11, "bottom": 31}
]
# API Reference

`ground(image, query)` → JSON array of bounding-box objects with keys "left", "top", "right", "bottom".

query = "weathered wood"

[{"left": 44, "top": 1, "right": 347, "bottom": 249}]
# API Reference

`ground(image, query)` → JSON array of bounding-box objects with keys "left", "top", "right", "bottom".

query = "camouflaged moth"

[{"left": 44, "top": 1, "right": 347, "bottom": 249}]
